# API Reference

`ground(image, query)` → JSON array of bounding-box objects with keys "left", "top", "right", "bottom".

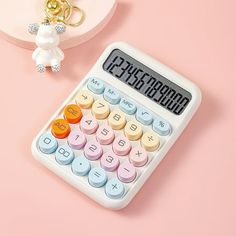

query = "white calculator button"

[
  {"left": 75, "top": 90, "right": 94, "bottom": 109},
  {"left": 141, "top": 131, "right": 160, "bottom": 152},
  {"left": 125, "top": 120, "right": 143, "bottom": 141},
  {"left": 108, "top": 110, "right": 126, "bottom": 130},
  {"left": 92, "top": 99, "right": 110, "bottom": 119},
  {"left": 153, "top": 117, "right": 171, "bottom": 136}
]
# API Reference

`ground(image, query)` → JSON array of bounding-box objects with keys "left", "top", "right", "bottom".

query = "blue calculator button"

[
  {"left": 87, "top": 77, "right": 104, "bottom": 94},
  {"left": 103, "top": 86, "right": 121, "bottom": 104},
  {"left": 105, "top": 178, "right": 125, "bottom": 199},
  {"left": 136, "top": 108, "right": 153, "bottom": 125},
  {"left": 88, "top": 167, "right": 107, "bottom": 188},
  {"left": 71, "top": 156, "right": 91, "bottom": 176},
  {"left": 153, "top": 117, "right": 171, "bottom": 136},
  {"left": 55, "top": 145, "right": 74, "bottom": 165},
  {"left": 119, "top": 98, "right": 137, "bottom": 115},
  {"left": 38, "top": 133, "right": 58, "bottom": 154}
]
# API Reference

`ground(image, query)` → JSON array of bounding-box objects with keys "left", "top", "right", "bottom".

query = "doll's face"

[{"left": 35, "top": 24, "right": 59, "bottom": 49}]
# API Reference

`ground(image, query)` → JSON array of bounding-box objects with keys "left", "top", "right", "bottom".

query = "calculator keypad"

[{"left": 38, "top": 77, "right": 172, "bottom": 200}]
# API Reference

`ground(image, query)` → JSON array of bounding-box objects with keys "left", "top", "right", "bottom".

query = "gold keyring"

[
  {"left": 64, "top": 6, "right": 85, "bottom": 27},
  {"left": 44, "top": 0, "right": 85, "bottom": 27}
]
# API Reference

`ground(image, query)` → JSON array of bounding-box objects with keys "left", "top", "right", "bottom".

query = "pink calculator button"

[
  {"left": 67, "top": 129, "right": 86, "bottom": 149},
  {"left": 118, "top": 161, "right": 136, "bottom": 183},
  {"left": 96, "top": 125, "right": 115, "bottom": 145},
  {"left": 84, "top": 140, "right": 103, "bottom": 160},
  {"left": 80, "top": 115, "right": 98, "bottom": 134},
  {"left": 101, "top": 151, "right": 120, "bottom": 171},
  {"left": 129, "top": 146, "right": 148, "bottom": 167},
  {"left": 113, "top": 135, "right": 131, "bottom": 156}
]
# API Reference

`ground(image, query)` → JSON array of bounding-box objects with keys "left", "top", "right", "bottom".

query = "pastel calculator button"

[
  {"left": 130, "top": 146, "right": 148, "bottom": 167},
  {"left": 96, "top": 125, "right": 115, "bottom": 145},
  {"left": 80, "top": 115, "right": 98, "bottom": 134},
  {"left": 51, "top": 119, "right": 71, "bottom": 139},
  {"left": 118, "top": 161, "right": 136, "bottom": 183},
  {"left": 108, "top": 110, "right": 126, "bottom": 130},
  {"left": 92, "top": 99, "right": 110, "bottom": 119},
  {"left": 124, "top": 120, "right": 143, "bottom": 141},
  {"left": 105, "top": 178, "right": 125, "bottom": 199},
  {"left": 84, "top": 140, "right": 103, "bottom": 160},
  {"left": 71, "top": 156, "right": 91, "bottom": 176},
  {"left": 67, "top": 130, "right": 86, "bottom": 149},
  {"left": 64, "top": 104, "right": 83, "bottom": 124},
  {"left": 103, "top": 86, "right": 121, "bottom": 104},
  {"left": 55, "top": 145, "right": 74, "bottom": 165},
  {"left": 75, "top": 90, "right": 94, "bottom": 109},
  {"left": 141, "top": 131, "right": 160, "bottom": 152},
  {"left": 38, "top": 133, "right": 58, "bottom": 154},
  {"left": 119, "top": 98, "right": 137, "bottom": 115},
  {"left": 101, "top": 151, "right": 120, "bottom": 172},
  {"left": 87, "top": 77, "right": 105, "bottom": 94},
  {"left": 136, "top": 108, "right": 153, "bottom": 125},
  {"left": 153, "top": 117, "right": 171, "bottom": 136},
  {"left": 113, "top": 136, "right": 131, "bottom": 156},
  {"left": 88, "top": 167, "right": 107, "bottom": 188}
]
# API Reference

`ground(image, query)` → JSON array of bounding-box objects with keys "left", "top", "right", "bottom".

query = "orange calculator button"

[
  {"left": 51, "top": 119, "right": 71, "bottom": 139},
  {"left": 64, "top": 104, "right": 83, "bottom": 124}
]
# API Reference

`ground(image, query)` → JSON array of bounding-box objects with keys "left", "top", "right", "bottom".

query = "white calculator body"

[{"left": 32, "top": 42, "right": 202, "bottom": 210}]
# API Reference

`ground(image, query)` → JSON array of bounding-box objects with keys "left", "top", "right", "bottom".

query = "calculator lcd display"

[{"left": 103, "top": 49, "right": 192, "bottom": 115}]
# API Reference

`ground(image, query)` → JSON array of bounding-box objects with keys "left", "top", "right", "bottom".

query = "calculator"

[{"left": 31, "top": 42, "right": 202, "bottom": 210}]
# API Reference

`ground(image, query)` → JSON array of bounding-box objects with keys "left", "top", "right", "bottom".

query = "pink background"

[{"left": 0, "top": 0, "right": 235, "bottom": 235}]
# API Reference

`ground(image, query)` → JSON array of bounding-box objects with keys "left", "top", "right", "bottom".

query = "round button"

[
  {"left": 80, "top": 115, "right": 98, "bottom": 134},
  {"left": 55, "top": 145, "right": 74, "bottom": 165},
  {"left": 96, "top": 124, "right": 115, "bottom": 145},
  {"left": 38, "top": 133, "right": 58, "bottom": 154},
  {"left": 129, "top": 146, "right": 148, "bottom": 167},
  {"left": 87, "top": 77, "right": 105, "bottom": 94},
  {"left": 108, "top": 110, "right": 126, "bottom": 130},
  {"left": 92, "top": 99, "right": 110, "bottom": 119},
  {"left": 88, "top": 167, "right": 107, "bottom": 188},
  {"left": 101, "top": 151, "right": 120, "bottom": 172},
  {"left": 71, "top": 156, "right": 91, "bottom": 176},
  {"left": 103, "top": 86, "right": 121, "bottom": 104},
  {"left": 141, "top": 131, "right": 160, "bottom": 152},
  {"left": 153, "top": 117, "right": 171, "bottom": 136},
  {"left": 67, "top": 129, "right": 86, "bottom": 149},
  {"left": 118, "top": 161, "right": 136, "bottom": 183},
  {"left": 51, "top": 119, "right": 71, "bottom": 139},
  {"left": 64, "top": 104, "right": 83, "bottom": 124},
  {"left": 105, "top": 178, "right": 125, "bottom": 199},
  {"left": 136, "top": 108, "right": 153, "bottom": 125},
  {"left": 125, "top": 120, "right": 143, "bottom": 141},
  {"left": 75, "top": 90, "right": 94, "bottom": 109},
  {"left": 112, "top": 136, "right": 131, "bottom": 156},
  {"left": 84, "top": 140, "right": 103, "bottom": 160}
]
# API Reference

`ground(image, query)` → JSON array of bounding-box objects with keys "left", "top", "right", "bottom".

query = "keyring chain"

[{"left": 28, "top": 0, "right": 85, "bottom": 73}]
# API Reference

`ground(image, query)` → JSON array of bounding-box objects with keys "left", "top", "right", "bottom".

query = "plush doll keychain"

[{"left": 28, "top": 0, "right": 85, "bottom": 73}]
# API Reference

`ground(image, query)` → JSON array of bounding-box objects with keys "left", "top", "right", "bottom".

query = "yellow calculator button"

[
  {"left": 108, "top": 110, "right": 126, "bottom": 130},
  {"left": 141, "top": 131, "right": 160, "bottom": 152},
  {"left": 92, "top": 99, "right": 110, "bottom": 119},
  {"left": 125, "top": 120, "right": 143, "bottom": 141},
  {"left": 64, "top": 104, "right": 83, "bottom": 124},
  {"left": 75, "top": 90, "right": 94, "bottom": 109},
  {"left": 51, "top": 119, "right": 71, "bottom": 139}
]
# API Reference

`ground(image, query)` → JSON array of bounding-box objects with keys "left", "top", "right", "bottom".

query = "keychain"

[{"left": 28, "top": 0, "right": 85, "bottom": 73}]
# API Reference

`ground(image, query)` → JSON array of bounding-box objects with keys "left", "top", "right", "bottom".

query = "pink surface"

[{"left": 0, "top": 0, "right": 235, "bottom": 235}]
